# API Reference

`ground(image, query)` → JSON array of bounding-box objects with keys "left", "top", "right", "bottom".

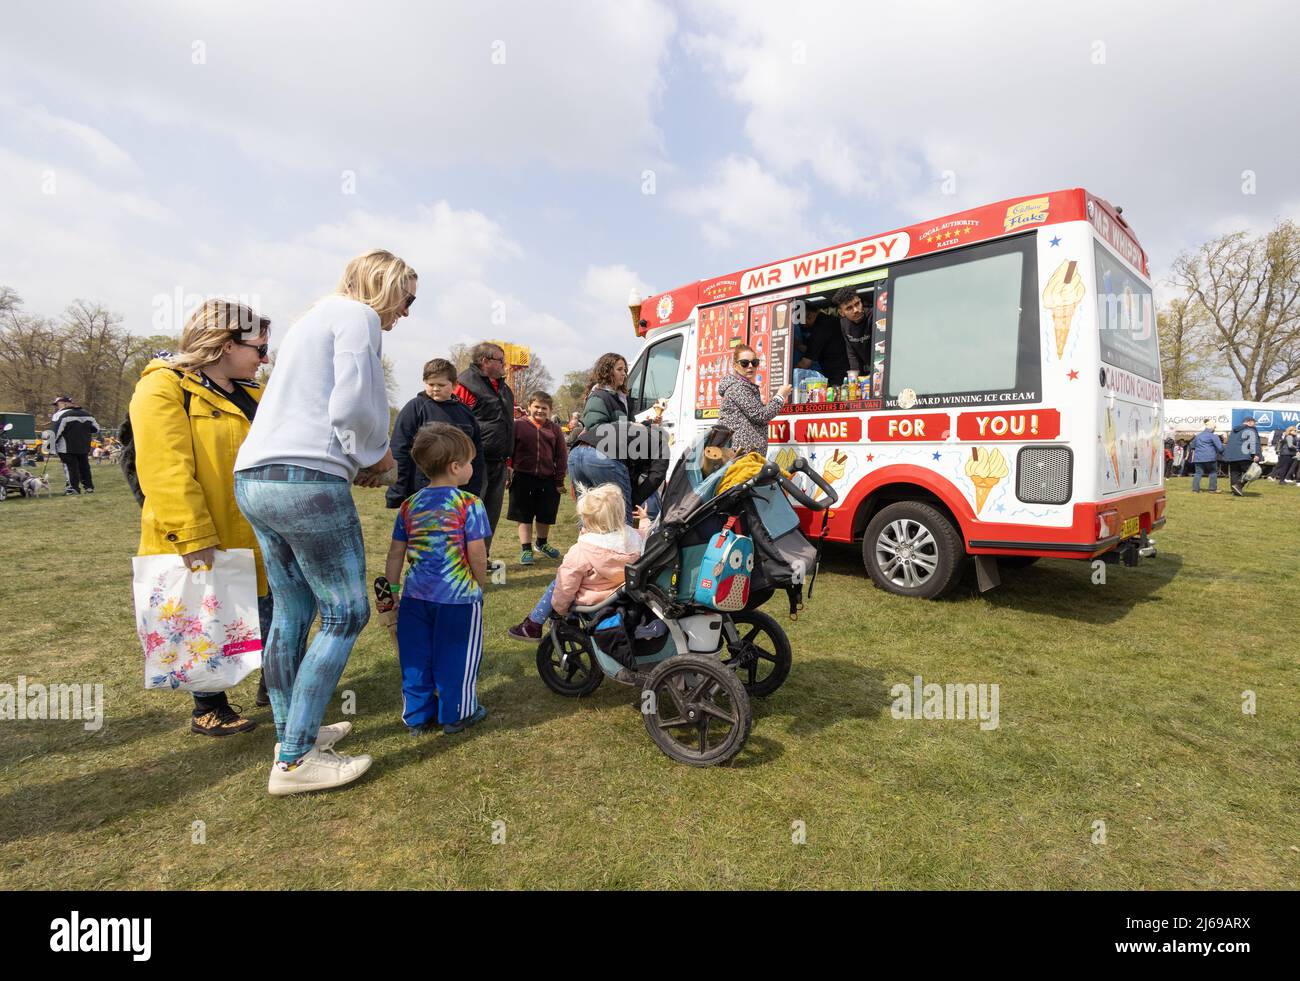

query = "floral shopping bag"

[{"left": 132, "top": 548, "right": 262, "bottom": 691}]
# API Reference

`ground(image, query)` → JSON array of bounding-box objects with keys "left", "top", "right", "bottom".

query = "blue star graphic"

[
  {"left": 995, "top": 502, "right": 1006, "bottom": 513},
  {"left": 1049, "top": 236, "right": 1061, "bottom": 247},
  {"left": 931, "top": 451, "right": 941, "bottom": 461}
]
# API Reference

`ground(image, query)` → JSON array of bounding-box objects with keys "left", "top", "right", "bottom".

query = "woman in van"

[
  {"left": 130, "top": 299, "right": 272, "bottom": 737},
  {"left": 718, "top": 343, "right": 792, "bottom": 456},
  {"left": 235, "top": 249, "right": 415, "bottom": 796}
]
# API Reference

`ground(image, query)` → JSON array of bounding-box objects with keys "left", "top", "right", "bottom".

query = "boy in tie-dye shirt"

[{"left": 386, "top": 422, "right": 491, "bottom": 734}]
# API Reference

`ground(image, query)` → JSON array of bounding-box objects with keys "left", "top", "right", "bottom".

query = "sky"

[{"left": 2, "top": 0, "right": 1297, "bottom": 398}]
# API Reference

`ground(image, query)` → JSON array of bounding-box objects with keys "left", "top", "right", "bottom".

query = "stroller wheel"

[
  {"left": 720, "top": 610, "right": 792, "bottom": 697},
  {"left": 536, "top": 633, "right": 604, "bottom": 698},
  {"left": 642, "top": 654, "right": 751, "bottom": 767}
]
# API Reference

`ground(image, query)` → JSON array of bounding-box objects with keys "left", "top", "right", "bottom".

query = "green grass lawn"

[{"left": 1, "top": 464, "right": 1297, "bottom": 889}]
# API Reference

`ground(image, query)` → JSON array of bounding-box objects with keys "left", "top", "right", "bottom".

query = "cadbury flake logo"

[{"left": 1003, "top": 196, "right": 1050, "bottom": 232}]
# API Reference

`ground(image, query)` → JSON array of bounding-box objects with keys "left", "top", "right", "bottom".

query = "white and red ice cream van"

[{"left": 625, "top": 188, "right": 1165, "bottom": 598}]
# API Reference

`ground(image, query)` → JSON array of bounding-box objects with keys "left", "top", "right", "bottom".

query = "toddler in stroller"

[{"left": 534, "top": 427, "right": 837, "bottom": 766}]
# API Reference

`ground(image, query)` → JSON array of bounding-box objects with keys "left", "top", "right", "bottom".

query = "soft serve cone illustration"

[
  {"left": 1042, "top": 258, "right": 1086, "bottom": 359},
  {"left": 814, "top": 449, "right": 848, "bottom": 500},
  {"left": 965, "top": 446, "right": 1008, "bottom": 514},
  {"left": 1103, "top": 405, "right": 1119, "bottom": 484}
]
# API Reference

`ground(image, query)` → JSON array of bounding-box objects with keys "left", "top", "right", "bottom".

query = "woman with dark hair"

[{"left": 567, "top": 352, "right": 635, "bottom": 521}]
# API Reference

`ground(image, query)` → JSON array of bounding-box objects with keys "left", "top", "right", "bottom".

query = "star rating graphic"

[{"left": 1050, "top": 236, "right": 1061, "bottom": 247}]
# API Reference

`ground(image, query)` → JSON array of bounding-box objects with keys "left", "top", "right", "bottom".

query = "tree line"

[
  {"left": 3, "top": 218, "right": 1296, "bottom": 429},
  {"left": 1160, "top": 218, "right": 1299, "bottom": 400}
]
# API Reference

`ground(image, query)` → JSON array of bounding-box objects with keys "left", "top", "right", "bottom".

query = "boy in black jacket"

[{"left": 387, "top": 359, "right": 484, "bottom": 508}]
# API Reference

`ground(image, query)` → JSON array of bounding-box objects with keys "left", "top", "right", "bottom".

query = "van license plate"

[{"left": 1120, "top": 517, "right": 1140, "bottom": 540}]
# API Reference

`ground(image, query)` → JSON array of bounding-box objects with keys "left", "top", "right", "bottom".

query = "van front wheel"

[{"left": 862, "top": 501, "right": 963, "bottom": 599}]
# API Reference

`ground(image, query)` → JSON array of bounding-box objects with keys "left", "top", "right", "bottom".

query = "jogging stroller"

[{"left": 535, "top": 427, "right": 838, "bottom": 766}]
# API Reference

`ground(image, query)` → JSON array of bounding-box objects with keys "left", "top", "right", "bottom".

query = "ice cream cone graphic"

[
  {"left": 1042, "top": 258, "right": 1086, "bottom": 359},
  {"left": 815, "top": 449, "right": 847, "bottom": 500},
  {"left": 774, "top": 446, "right": 797, "bottom": 473},
  {"left": 1104, "top": 406, "right": 1119, "bottom": 483},
  {"left": 964, "top": 447, "right": 1008, "bottom": 514}
]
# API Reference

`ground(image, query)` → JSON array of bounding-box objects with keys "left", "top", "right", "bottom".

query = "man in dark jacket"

[
  {"left": 1276, "top": 427, "right": 1298, "bottom": 483},
  {"left": 50, "top": 395, "right": 99, "bottom": 495},
  {"left": 1188, "top": 420, "right": 1224, "bottom": 493},
  {"left": 387, "top": 358, "right": 484, "bottom": 508},
  {"left": 455, "top": 342, "right": 516, "bottom": 554},
  {"left": 1224, "top": 417, "right": 1261, "bottom": 496}
]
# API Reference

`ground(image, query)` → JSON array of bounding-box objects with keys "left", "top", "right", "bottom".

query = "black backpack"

[{"left": 119, "top": 370, "right": 190, "bottom": 507}]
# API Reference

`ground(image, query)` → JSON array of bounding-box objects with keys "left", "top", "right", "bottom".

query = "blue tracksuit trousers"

[{"left": 396, "top": 597, "right": 483, "bottom": 728}]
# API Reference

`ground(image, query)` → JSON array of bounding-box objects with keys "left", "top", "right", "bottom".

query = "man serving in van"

[{"left": 797, "top": 286, "right": 873, "bottom": 387}]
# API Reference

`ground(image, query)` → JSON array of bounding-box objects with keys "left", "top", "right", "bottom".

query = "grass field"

[{"left": 1, "top": 464, "right": 1297, "bottom": 889}]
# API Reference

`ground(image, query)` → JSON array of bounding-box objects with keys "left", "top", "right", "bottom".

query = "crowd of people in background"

[{"left": 1164, "top": 415, "right": 1296, "bottom": 496}]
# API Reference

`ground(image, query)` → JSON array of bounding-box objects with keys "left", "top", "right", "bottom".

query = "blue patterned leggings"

[{"left": 235, "top": 465, "right": 370, "bottom": 762}]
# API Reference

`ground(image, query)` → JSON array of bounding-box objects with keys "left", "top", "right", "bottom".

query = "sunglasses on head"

[{"left": 736, "top": 358, "right": 760, "bottom": 368}]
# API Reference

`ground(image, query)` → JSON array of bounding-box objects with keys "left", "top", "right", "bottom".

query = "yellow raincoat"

[{"left": 129, "top": 358, "right": 267, "bottom": 594}]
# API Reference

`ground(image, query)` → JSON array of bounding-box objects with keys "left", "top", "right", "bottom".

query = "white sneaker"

[
  {"left": 268, "top": 746, "right": 372, "bottom": 796},
  {"left": 273, "top": 721, "right": 352, "bottom": 757}
]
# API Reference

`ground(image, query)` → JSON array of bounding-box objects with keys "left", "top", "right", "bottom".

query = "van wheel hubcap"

[{"left": 876, "top": 519, "right": 939, "bottom": 588}]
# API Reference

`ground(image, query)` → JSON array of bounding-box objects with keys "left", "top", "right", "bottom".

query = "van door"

[{"left": 627, "top": 329, "right": 687, "bottom": 430}]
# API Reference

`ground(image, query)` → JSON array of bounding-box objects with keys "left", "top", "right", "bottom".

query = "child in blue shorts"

[{"left": 385, "top": 421, "right": 491, "bottom": 734}]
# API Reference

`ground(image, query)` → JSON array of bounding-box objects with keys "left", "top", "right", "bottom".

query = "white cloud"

[
  {"left": 683, "top": 0, "right": 1300, "bottom": 275},
  {"left": 0, "top": 142, "right": 586, "bottom": 397},
  {"left": 2, "top": 98, "right": 137, "bottom": 173},
  {"left": 670, "top": 155, "right": 810, "bottom": 249},
  {"left": 0, "top": 0, "right": 677, "bottom": 175},
  {"left": 581, "top": 263, "right": 651, "bottom": 311}
]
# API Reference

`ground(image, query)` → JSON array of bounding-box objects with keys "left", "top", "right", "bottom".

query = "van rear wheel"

[{"left": 862, "top": 501, "right": 963, "bottom": 599}]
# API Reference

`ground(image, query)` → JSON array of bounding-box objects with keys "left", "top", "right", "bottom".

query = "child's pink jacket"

[{"left": 551, "top": 527, "right": 647, "bottom": 614}]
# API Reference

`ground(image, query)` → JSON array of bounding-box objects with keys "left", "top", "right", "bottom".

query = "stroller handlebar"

[{"left": 752, "top": 458, "right": 837, "bottom": 510}]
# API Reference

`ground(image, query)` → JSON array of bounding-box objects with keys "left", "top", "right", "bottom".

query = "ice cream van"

[{"left": 623, "top": 188, "right": 1165, "bottom": 598}]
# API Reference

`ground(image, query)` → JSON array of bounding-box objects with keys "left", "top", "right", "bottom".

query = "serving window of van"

[{"left": 882, "top": 233, "right": 1041, "bottom": 409}]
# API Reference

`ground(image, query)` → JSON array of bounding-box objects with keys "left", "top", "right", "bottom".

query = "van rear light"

[
  {"left": 1096, "top": 508, "right": 1119, "bottom": 540},
  {"left": 1017, "top": 446, "right": 1072, "bottom": 504},
  {"left": 1153, "top": 496, "right": 1166, "bottom": 521}
]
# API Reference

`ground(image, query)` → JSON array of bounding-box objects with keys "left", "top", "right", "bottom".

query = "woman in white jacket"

[{"left": 235, "top": 250, "right": 416, "bottom": 795}]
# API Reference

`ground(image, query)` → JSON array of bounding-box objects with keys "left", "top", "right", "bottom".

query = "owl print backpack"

[{"left": 693, "top": 517, "right": 754, "bottom": 612}]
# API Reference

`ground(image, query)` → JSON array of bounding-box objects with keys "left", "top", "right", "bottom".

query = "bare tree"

[
  {"left": 0, "top": 290, "right": 68, "bottom": 417},
  {"left": 513, "top": 353, "right": 554, "bottom": 401},
  {"left": 1170, "top": 220, "right": 1300, "bottom": 400},
  {"left": 448, "top": 342, "right": 473, "bottom": 374},
  {"left": 1157, "top": 297, "right": 1225, "bottom": 399},
  {"left": 553, "top": 368, "right": 588, "bottom": 420},
  {"left": 62, "top": 300, "right": 128, "bottom": 419}
]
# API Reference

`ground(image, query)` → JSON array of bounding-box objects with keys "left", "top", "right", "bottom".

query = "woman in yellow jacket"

[{"left": 131, "top": 299, "right": 272, "bottom": 737}]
